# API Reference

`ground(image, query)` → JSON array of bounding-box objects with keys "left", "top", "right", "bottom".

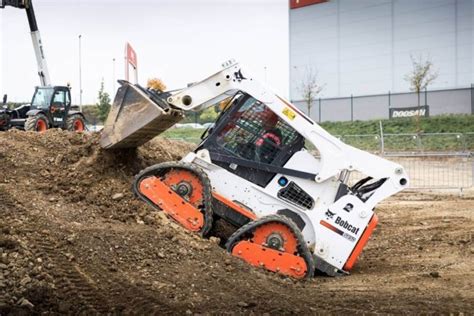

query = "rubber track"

[
  {"left": 225, "top": 214, "right": 315, "bottom": 279},
  {"left": 133, "top": 161, "right": 214, "bottom": 237}
]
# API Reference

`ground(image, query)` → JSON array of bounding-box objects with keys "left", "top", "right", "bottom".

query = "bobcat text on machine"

[
  {"left": 0, "top": 0, "right": 85, "bottom": 132},
  {"left": 100, "top": 60, "right": 409, "bottom": 279}
]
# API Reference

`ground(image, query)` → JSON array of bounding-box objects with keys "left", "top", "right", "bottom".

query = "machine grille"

[{"left": 277, "top": 182, "right": 314, "bottom": 210}]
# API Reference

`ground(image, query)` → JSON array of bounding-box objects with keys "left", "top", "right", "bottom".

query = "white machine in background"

[{"left": 101, "top": 60, "right": 409, "bottom": 279}]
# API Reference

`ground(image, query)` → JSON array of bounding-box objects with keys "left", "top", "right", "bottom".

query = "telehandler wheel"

[
  {"left": 66, "top": 114, "right": 85, "bottom": 132},
  {"left": 133, "top": 162, "right": 213, "bottom": 236},
  {"left": 0, "top": 113, "right": 10, "bottom": 131},
  {"left": 226, "top": 215, "right": 315, "bottom": 279},
  {"left": 25, "top": 114, "right": 48, "bottom": 132}
]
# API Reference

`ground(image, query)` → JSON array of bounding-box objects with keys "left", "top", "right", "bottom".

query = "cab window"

[
  {"left": 53, "top": 91, "right": 66, "bottom": 106},
  {"left": 215, "top": 97, "right": 303, "bottom": 165},
  {"left": 31, "top": 88, "right": 54, "bottom": 109}
]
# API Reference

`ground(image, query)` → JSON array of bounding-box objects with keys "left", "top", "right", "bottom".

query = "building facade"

[{"left": 289, "top": 0, "right": 473, "bottom": 120}]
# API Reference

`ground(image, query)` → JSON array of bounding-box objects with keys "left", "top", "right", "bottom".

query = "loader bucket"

[{"left": 100, "top": 81, "right": 184, "bottom": 149}]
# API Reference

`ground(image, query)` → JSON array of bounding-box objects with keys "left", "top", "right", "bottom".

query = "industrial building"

[{"left": 289, "top": 0, "right": 474, "bottom": 121}]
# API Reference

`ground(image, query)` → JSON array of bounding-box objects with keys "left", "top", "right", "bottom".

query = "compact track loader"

[{"left": 101, "top": 60, "right": 409, "bottom": 279}]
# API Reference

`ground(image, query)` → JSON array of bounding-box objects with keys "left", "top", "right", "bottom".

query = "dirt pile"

[{"left": 0, "top": 129, "right": 473, "bottom": 314}]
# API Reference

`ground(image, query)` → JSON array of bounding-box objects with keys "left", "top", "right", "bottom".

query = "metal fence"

[
  {"left": 339, "top": 132, "right": 474, "bottom": 190},
  {"left": 339, "top": 132, "right": 474, "bottom": 154},
  {"left": 164, "top": 132, "right": 474, "bottom": 191},
  {"left": 385, "top": 153, "right": 473, "bottom": 190},
  {"left": 292, "top": 85, "right": 474, "bottom": 122}
]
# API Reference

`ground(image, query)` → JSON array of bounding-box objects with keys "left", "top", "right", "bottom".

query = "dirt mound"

[{"left": 0, "top": 130, "right": 473, "bottom": 314}]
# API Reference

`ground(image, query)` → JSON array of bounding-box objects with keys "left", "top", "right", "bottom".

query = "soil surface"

[{"left": 0, "top": 129, "right": 473, "bottom": 315}]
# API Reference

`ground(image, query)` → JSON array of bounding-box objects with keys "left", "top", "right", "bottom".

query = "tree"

[
  {"left": 404, "top": 54, "right": 438, "bottom": 106},
  {"left": 147, "top": 78, "right": 167, "bottom": 91},
  {"left": 96, "top": 79, "right": 111, "bottom": 122},
  {"left": 199, "top": 107, "right": 218, "bottom": 123},
  {"left": 404, "top": 54, "right": 438, "bottom": 132},
  {"left": 81, "top": 105, "right": 101, "bottom": 124},
  {"left": 298, "top": 67, "right": 324, "bottom": 117}
]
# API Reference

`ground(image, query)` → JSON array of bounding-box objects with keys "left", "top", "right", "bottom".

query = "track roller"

[
  {"left": 226, "top": 215, "right": 315, "bottom": 279},
  {"left": 133, "top": 162, "right": 213, "bottom": 236}
]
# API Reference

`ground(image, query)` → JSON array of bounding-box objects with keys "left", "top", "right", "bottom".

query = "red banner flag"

[{"left": 126, "top": 42, "right": 137, "bottom": 68}]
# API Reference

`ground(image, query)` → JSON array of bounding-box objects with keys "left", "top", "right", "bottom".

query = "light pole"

[
  {"left": 112, "top": 58, "right": 116, "bottom": 92},
  {"left": 78, "top": 34, "right": 83, "bottom": 112}
]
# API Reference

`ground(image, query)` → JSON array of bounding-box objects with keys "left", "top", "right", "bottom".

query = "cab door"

[{"left": 50, "top": 88, "right": 68, "bottom": 127}]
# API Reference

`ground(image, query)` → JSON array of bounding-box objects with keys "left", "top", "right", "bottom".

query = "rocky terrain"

[{"left": 0, "top": 129, "right": 472, "bottom": 314}]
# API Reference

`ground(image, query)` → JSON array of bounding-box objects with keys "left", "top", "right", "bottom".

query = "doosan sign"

[{"left": 390, "top": 105, "right": 430, "bottom": 118}]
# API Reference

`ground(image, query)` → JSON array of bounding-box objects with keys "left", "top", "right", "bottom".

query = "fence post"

[
  {"left": 379, "top": 120, "right": 384, "bottom": 155},
  {"left": 350, "top": 94, "right": 353, "bottom": 121},
  {"left": 388, "top": 90, "right": 391, "bottom": 118},
  {"left": 318, "top": 98, "right": 321, "bottom": 123},
  {"left": 471, "top": 83, "right": 474, "bottom": 114},
  {"left": 425, "top": 87, "right": 428, "bottom": 106}
]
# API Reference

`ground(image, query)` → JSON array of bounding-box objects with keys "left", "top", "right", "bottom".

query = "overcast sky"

[{"left": 0, "top": 0, "right": 289, "bottom": 104}]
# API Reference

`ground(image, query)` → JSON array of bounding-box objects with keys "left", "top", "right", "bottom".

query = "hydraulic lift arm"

[{"left": 1, "top": 0, "right": 51, "bottom": 86}]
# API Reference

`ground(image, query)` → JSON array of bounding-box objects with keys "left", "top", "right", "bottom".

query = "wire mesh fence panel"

[
  {"left": 347, "top": 154, "right": 473, "bottom": 190},
  {"left": 417, "top": 133, "right": 467, "bottom": 152},
  {"left": 162, "top": 129, "right": 474, "bottom": 190},
  {"left": 337, "top": 134, "right": 381, "bottom": 153},
  {"left": 380, "top": 133, "right": 472, "bottom": 153},
  {"left": 383, "top": 134, "right": 422, "bottom": 152},
  {"left": 386, "top": 155, "right": 474, "bottom": 189},
  {"left": 464, "top": 133, "right": 474, "bottom": 151}
]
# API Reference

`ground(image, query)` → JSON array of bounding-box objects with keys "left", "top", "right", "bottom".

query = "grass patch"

[
  {"left": 319, "top": 114, "right": 474, "bottom": 135},
  {"left": 162, "top": 128, "right": 205, "bottom": 143},
  {"left": 161, "top": 115, "right": 474, "bottom": 151}
]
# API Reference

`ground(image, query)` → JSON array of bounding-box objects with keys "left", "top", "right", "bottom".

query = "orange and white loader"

[{"left": 100, "top": 60, "right": 409, "bottom": 279}]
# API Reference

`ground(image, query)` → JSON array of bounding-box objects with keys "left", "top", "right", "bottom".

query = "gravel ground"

[{"left": 0, "top": 129, "right": 472, "bottom": 314}]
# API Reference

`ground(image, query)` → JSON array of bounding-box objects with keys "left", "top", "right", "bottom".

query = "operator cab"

[
  {"left": 30, "top": 86, "right": 71, "bottom": 127},
  {"left": 31, "top": 86, "right": 70, "bottom": 110},
  {"left": 198, "top": 92, "right": 305, "bottom": 187}
]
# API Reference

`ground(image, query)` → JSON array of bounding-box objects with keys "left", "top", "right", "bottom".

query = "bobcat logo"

[{"left": 325, "top": 210, "right": 335, "bottom": 219}]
